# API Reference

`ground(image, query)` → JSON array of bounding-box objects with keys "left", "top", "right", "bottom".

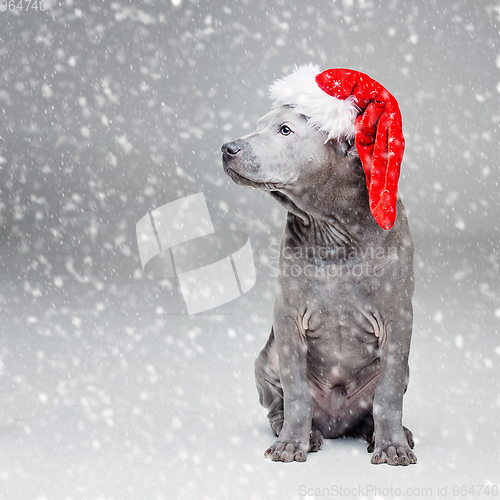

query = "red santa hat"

[{"left": 269, "top": 64, "right": 405, "bottom": 231}]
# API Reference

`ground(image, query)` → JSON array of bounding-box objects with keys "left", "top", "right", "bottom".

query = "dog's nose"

[{"left": 221, "top": 142, "right": 241, "bottom": 156}]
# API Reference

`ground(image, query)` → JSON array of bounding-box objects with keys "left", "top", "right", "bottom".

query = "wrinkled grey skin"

[{"left": 221, "top": 107, "right": 416, "bottom": 466}]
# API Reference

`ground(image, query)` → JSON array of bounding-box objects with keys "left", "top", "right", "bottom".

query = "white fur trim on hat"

[{"left": 269, "top": 64, "right": 359, "bottom": 141}]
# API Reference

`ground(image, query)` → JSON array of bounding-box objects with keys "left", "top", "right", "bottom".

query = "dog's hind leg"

[
  {"left": 345, "top": 410, "right": 375, "bottom": 447},
  {"left": 255, "top": 328, "right": 284, "bottom": 436}
]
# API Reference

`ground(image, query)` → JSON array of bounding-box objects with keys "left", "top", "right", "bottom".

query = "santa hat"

[{"left": 269, "top": 64, "right": 405, "bottom": 231}]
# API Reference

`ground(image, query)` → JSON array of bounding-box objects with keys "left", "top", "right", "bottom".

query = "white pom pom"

[{"left": 269, "top": 64, "right": 359, "bottom": 140}]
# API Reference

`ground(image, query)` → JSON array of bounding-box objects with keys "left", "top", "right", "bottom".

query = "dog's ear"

[
  {"left": 346, "top": 137, "right": 358, "bottom": 158},
  {"left": 336, "top": 137, "right": 359, "bottom": 158}
]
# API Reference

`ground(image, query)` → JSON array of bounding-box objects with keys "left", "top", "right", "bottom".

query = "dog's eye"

[{"left": 279, "top": 125, "right": 292, "bottom": 136}]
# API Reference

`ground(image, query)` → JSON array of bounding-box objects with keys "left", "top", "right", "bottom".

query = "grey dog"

[{"left": 221, "top": 68, "right": 416, "bottom": 466}]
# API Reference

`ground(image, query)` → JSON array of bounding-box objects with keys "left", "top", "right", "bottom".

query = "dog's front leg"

[
  {"left": 371, "top": 317, "right": 417, "bottom": 466},
  {"left": 264, "top": 309, "right": 317, "bottom": 463}
]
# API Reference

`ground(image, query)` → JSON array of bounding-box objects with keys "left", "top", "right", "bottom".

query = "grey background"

[{"left": 0, "top": 0, "right": 499, "bottom": 498}]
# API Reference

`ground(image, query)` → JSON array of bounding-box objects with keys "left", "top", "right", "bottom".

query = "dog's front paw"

[
  {"left": 264, "top": 431, "right": 323, "bottom": 463},
  {"left": 371, "top": 442, "right": 417, "bottom": 466}
]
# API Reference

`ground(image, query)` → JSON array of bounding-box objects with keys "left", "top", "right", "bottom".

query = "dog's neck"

[
  {"left": 270, "top": 183, "right": 384, "bottom": 254},
  {"left": 286, "top": 212, "right": 359, "bottom": 252}
]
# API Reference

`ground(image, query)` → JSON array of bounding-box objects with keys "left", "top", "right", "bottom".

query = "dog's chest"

[
  {"left": 277, "top": 276, "right": 379, "bottom": 366},
  {"left": 305, "top": 292, "right": 378, "bottom": 348}
]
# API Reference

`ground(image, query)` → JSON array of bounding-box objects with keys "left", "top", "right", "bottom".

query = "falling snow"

[{"left": 0, "top": 0, "right": 499, "bottom": 499}]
